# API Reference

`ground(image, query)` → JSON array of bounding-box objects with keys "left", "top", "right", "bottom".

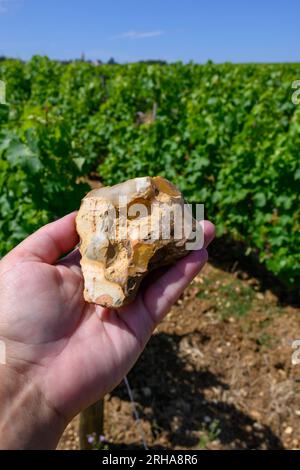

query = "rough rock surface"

[{"left": 76, "top": 176, "right": 198, "bottom": 308}]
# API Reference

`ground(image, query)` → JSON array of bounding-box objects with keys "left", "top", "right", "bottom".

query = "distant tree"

[
  {"left": 107, "top": 57, "right": 117, "bottom": 65},
  {"left": 139, "top": 59, "right": 167, "bottom": 65}
]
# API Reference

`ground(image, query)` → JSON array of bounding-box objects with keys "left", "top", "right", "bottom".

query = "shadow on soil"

[
  {"left": 209, "top": 235, "right": 300, "bottom": 308},
  {"left": 110, "top": 332, "right": 283, "bottom": 450}
]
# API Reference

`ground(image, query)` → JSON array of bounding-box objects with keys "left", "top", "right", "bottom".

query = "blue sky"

[{"left": 0, "top": 0, "right": 299, "bottom": 63}]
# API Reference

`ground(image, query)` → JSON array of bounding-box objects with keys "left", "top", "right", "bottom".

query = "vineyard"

[{"left": 0, "top": 56, "right": 300, "bottom": 288}]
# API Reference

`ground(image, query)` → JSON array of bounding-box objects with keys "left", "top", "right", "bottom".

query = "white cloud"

[{"left": 111, "top": 30, "right": 165, "bottom": 40}]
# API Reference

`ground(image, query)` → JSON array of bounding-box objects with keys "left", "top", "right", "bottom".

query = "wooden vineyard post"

[{"left": 79, "top": 399, "right": 104, "bottom": 449}]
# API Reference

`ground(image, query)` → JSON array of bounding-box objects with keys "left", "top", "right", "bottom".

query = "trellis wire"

[{"left": 124, "top": 376, "right": 149, "bottom": 450}]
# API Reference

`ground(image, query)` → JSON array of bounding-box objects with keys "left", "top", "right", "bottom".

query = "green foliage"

[
  {"left": 198, "top": 419, "right": 221, "bottom": 449},
  {"left": 197, "top": 276, "right": 254, "bottom": 318},
  {"left": 0, "top": 57, "right": 299, "bottom": 287}
]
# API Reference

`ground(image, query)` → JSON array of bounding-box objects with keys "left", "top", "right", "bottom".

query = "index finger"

[{"left": 143, "top": 220, "right": 215, "bottom": 322}]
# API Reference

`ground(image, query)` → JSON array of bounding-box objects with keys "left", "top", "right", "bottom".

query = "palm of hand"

[{"left": 0, "top": 213, "right": 213, "bottom": 422}]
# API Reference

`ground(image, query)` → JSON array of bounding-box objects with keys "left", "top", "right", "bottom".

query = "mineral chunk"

[{"left": 76, "top": 176, "right": 198, "bottom": 308}]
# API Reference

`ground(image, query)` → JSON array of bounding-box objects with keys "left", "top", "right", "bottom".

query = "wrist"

[{"left": 0, "top": 365, "right": 66, "bottom": 449}]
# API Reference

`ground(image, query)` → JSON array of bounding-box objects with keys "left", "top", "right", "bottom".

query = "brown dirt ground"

[{"left": 58, "top": 258, "right": 300, "bottom": 450}]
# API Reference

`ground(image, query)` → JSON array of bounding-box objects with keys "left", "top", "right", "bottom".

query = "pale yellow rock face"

[{"left": 76, "top": 176, "right": 196, "bottom": 308}]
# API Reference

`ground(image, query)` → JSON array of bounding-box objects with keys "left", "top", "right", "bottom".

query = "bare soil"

[{"left": 58, "top": 259, "right": 300, "bottom": 450}]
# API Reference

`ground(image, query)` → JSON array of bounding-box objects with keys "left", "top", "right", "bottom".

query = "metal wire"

[{"left": 124, "top": 376, "right": 149, "bottom": 450}]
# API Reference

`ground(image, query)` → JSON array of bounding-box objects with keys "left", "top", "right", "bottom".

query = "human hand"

[{"left": 0, "top": 212, "right": 214, "bottom": 449}]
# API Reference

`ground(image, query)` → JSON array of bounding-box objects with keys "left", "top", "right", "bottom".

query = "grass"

[
  {"left": 198, "top": 419, "right": 221, "bottom": 449},
  {"left": 196, "top": 275, "right": 254, "bottom": 319},
  {"left": 256, "top": 332, "right": 276, "bottom": 349}
]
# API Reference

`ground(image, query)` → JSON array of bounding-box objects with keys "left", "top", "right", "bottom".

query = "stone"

[{"left": 76, "top": 176, "right": 199, "bottom": 308}]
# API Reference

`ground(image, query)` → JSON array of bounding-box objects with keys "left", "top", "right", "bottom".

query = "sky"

[{"left": 0, "top": 0, "right": 299, "bottom": 63}]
